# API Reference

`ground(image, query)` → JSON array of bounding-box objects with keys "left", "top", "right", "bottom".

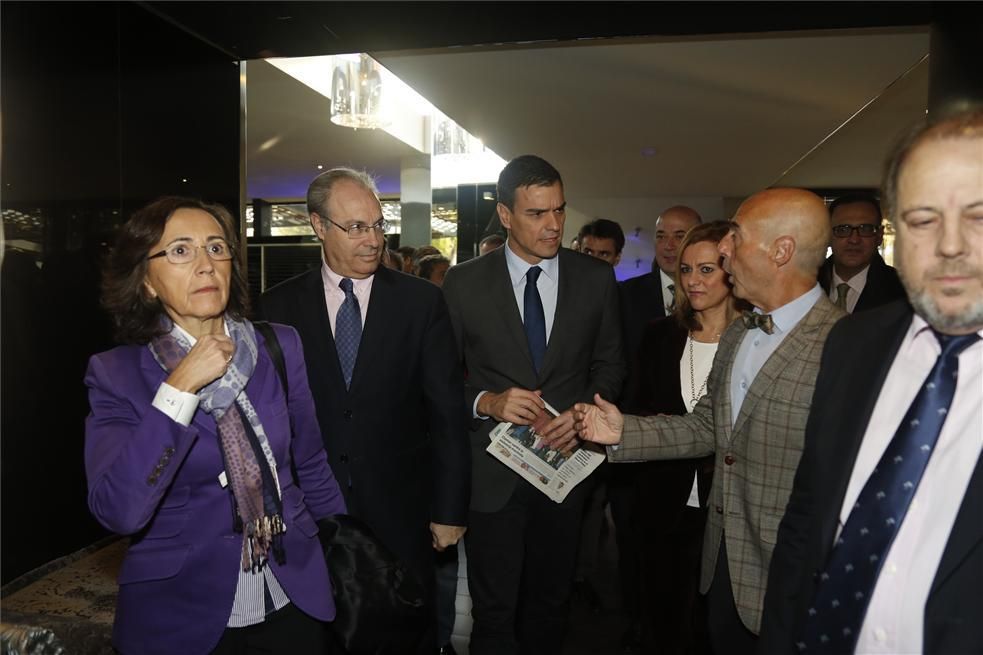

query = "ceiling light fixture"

[{"left": 330, "top": 53, "right": 388, "bottom": 130}]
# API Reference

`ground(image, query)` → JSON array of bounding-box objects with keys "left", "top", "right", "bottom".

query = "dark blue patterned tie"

[
  {"left": 524, "top": 266, "right": 547, "bottom": 374},
  {"left": 797, "top": 330, "right": 980, "bottom": 653},
  {"left": 335, "top": 278, "right": 362, "bottom": 389}
]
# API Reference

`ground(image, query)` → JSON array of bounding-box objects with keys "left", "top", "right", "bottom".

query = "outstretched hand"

[{"left": 573, "top": 394, "right": 624, "bottom": 445}]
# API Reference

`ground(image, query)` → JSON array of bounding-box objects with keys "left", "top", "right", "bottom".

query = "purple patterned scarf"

[{"left": 150, "top": 316, "right": 285, "bottom": 572}]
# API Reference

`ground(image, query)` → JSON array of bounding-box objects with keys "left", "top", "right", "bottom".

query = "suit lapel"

[
  {"left": 715, "top": 321, "right": 744, "bottom": 441},
  {"left": 816, "top": 303, "right": 912, "bottom": 558},
  {"left": 487, "top": 248, "right": 536, "bottom": 374},
  {"left": 348, "top": 266, "right": 391, "bottom": 392},
  {"left": 299, "top": 269, "right": 346, "bottom": 392},
  {"left": 732, "top": 299, "right": 832, "bottom": 437},
  {"left": 538, "top": 250, "right": 569, "bottom": 382}
]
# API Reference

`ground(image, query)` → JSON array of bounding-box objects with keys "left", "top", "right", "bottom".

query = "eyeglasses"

[
  {"left": 147, "top": 240, "right": 234, "bottom": 264},
  {"left": 832, "top": 223, "right": 880, "bottom": 238},
  {"left": 324, "top": 216, "right": 389, "bottom": 239}
]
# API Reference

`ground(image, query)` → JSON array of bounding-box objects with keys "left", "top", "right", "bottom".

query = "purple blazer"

[{"left": 84, "top": 322, "right": 347, "bottom": 655}]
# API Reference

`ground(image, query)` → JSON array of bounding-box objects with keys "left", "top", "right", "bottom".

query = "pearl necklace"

[{"left": 688, "top": 333, "right": 714, "bottom": 405}]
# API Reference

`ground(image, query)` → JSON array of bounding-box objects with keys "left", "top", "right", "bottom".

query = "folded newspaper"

[{"left": 487, "top": 400, "right": 606, "bottom": 503}]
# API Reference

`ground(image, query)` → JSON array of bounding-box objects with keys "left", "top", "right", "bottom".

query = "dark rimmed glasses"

[
  {"left": 832, "top": 223, "right": 880, "bottom": 238},
  {"left": 147, "top": 239, "right": 234, "bottom": 264},
  {"left": 324, "top": 217, "right": 389, "bottom": 239}
]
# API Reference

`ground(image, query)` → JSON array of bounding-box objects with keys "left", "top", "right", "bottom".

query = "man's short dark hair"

[
  {"left": 828, "top": 193, "right": 881, "bottom": 221},
  {"left": 479, "top": 233, "right": 505, "bottom": 249},
  {"left": 577, "top": 218, "right": 626, "bottom": 254},
  {"left": 496, "top": 155, "right": 562, "bottom": 211}
]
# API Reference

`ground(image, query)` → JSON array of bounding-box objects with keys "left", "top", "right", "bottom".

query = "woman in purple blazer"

[{"left": 85, "top": 197, "right": 346, "bottom": 655}]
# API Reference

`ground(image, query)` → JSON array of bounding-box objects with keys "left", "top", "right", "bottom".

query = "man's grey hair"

[{"left": 306, "top": 168, "right": 379, "bottom": 227}]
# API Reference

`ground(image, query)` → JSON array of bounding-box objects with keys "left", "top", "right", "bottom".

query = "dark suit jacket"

[
  {"left": 85, "top": 324, "right": 346, "bottom": 655},
  {"left": 818, "top": 253, "right": 906, "bottom": 313},
  {"left": 759, "top": 300, "right": 983, "bottom": 654},
  {"left": 442, "top": 246, "right": 626, "bottom": 513},
  {"left": 259, "top": 264, "right": 470, "bottom": 578},
  {"left": 619, "top": 269, "right": 667, "bottom": 388},
  {"left": 622, "top": 316, "right": 713, "bottom": 523}
]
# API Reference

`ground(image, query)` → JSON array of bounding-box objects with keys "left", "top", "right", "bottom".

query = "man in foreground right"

[{"left": 758, "top": 109, "right": 982, "bottom": 655}]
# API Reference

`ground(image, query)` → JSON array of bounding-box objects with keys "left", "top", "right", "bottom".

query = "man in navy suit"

[
  {"left": 818, "top": 193, "right": 905, "bottom": 313},
  {"left": 443, "top": 155, "right": 624, "bottom": 655},
  {"left": 260, "top": 168, "right": 470, "bottom": 653},
  {"left": 760, "top": 109, "right": 983, "bottom": 655}
]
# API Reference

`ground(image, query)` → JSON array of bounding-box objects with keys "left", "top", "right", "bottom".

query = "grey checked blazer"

[{"left": 609, "top": 295, "right": 844, "bottom": 634}]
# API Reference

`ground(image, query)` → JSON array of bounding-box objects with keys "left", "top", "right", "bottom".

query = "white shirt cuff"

[
  {"left": 153, "top": 382, "right": 199, "bottom": 427},
  {"left": 473, "top": 391, "right": 490, "bottom": 420}
]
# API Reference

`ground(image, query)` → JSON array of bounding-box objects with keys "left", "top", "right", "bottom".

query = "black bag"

[
  {"left": 317, "top": 515, "right": 429, "bottom": 654},
  {"left": 254, "top": 321, "right": 429, "bottom": 654}
]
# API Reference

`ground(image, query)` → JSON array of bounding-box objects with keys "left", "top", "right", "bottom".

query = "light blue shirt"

[
  {"left": 503, "top": 239, "right": 559, "bottom": 341},
  {"left": 729, "top": 284, "right": 823, "bottom": 424},
  {"left": 473, "top": 242, "right": 560, "bottom": 418}
]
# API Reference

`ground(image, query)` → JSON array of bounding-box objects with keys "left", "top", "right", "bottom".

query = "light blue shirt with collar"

[
  {"left": 473, "top": 241, "right": 560, "bottom": 419},
  {"left": 503, "top": 238, "right": 560, "bottom": 340},
  {"left": 729, "top": 284, "right": 823, "bottom": 424}
]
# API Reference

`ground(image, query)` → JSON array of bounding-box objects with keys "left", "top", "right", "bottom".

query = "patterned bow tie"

[{"left": 742, "top": 311, "right": 774, "bottom": 334}]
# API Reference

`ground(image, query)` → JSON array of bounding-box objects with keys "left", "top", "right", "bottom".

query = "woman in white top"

[{"left": 621, "top": 220, "right": 746, "bottom": 655}]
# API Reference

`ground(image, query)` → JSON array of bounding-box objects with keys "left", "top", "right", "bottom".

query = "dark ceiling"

[{"left": 144, "top": 1, "right": 934, "bottom": 61}]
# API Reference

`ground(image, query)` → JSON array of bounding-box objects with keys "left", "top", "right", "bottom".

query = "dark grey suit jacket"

[
  {"left": 259, "top": 264, "right": 470, "bottom": 579},
  {"left": 442, "top": 246, "right": 626, "bottom": 513},
  {"left": 759, "top": 300, "right": 983, "bottom": 654}
]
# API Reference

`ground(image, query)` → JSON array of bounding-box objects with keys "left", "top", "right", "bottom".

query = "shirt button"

[
  {"left": 874, "top": 627, "right": 887, "bottom": 642},
  {"left": 715, "top": 506, "right": 723, "bottom": 514},
  {"left": 724, "top": 454, "right": 736, "bottom": 466},
  {"left": 740, "top": 380, "right": 748, "bottom": 390},
  {"left": 343, "top": 409, "right": 353, "bottom": 420},
  {"left": 888, "top": 563, "right": 897, "bottom": 574},
  {"left": 753, "top": 339, "right": 760, "bottom": 346},
  {"left": 340, "top": 454, "right": 349, "bottom": 464}
]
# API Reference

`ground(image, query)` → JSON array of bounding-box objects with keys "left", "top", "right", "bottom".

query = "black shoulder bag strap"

[{"left": 253, "top": 320, "right": 288, "bottom": 396}]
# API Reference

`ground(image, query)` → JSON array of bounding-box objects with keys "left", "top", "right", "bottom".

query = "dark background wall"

[{"left": 1, "top": 1, "right": 240, "bottom": 584}]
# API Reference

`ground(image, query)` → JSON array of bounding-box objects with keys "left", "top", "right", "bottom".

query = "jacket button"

[
  {"left": 715, "top": 505, "right": 723, "bottom": 514},
  {"left": 724, "top": 454, "right": 736, "bottom": 466},
  {"left": 343, "top": 409, "right": 353, "bottom": 419},
  {"left": 340, "top": 454, "right": 349, "bottom": 464}
]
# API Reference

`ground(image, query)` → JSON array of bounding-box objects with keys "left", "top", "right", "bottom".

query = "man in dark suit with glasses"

[{"left": 818, "top": 193, "right": 905, "bottom": 313}]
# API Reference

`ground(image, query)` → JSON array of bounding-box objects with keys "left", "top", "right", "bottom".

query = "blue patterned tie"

[
  {"left": 797, "top": 330, "right": 980, "bottom": 653},
  {"left": 335, "top": 278, "right": 362, "bottom": 389},
  {"left": 524, "top": 266, "right": 547, "bottom": 374}
]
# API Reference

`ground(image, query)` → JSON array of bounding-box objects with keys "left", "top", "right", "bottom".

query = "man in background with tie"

[
  {"left": 759, "top": 110, "right": 983, "bottom": 655},
  {"left": 571, "top": 187, "right": 845, "bottom": 655},
  {"left": 620, "top": 205, "right": 703, "bottom": 367},
  {"left": 818, "top": 193, "right": 906, "bottom": 313},
  {"left": 260, "top": 168, "right": 470, "bottom": 653},
  {"left": 442, "top": 155, "right": 625, "bottom": 655}
]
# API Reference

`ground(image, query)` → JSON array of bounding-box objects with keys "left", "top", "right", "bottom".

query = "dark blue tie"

[
  {"left": 797, "top": 330, "right": 980, "bottom": 653},
  {"left": 335, "top": 278, "right": 362, "bottom": 389},
  {"left": 524, "top": 266, "right": 547, "bottom": 374}
]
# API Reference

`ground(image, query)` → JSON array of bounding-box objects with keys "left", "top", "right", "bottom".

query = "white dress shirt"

[
  {"left": 729, "top": 285, "right": 823, "bottom": 423},
  {"left": 474, "top": 242, "right": 560, "bottom": 418},
  {"left": 828, "top": 264, "right": 870, "bottom": 314},
  {"left": 320, "top": 254, "right": 374, "bottom": 335},
  {"left": 836, "top": 316, "right": 982, "bottom": 654}
]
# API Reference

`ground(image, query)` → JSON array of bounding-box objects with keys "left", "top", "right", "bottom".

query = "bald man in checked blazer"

[{"left": 573, "top": 188, "right": 845, "bottom": 655}]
